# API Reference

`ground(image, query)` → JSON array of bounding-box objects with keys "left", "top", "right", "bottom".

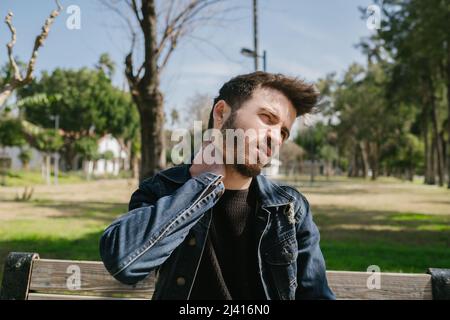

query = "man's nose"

[{"left": 266, "top": 128, "right": 282, "bottom": 148}]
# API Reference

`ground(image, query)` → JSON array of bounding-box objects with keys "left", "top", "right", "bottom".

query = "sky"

[{"left": 0, "top": 0, "right": 374, "bottom": 130}]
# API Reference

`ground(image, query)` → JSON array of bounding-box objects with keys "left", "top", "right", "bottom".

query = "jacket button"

[
  {"left": 188, "top": 236, "right": 196, "bottom": 246},
  {"left": 176, "top": 277, "right": 186, "bottom": 286}
]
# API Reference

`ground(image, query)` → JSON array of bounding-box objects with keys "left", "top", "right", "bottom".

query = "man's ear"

[{"left": 212, "top": 100, "right": 232, "bottom": 129}]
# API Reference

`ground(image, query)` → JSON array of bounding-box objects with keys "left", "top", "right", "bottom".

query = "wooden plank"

[
  {"left": 28, "top": 293, "right": 145, "bottom": 300},
  {"left": 326, "top": 271, "right": 433, "bottom": 300},
  {"left": 29, "top": 258, "right": 433, "bottom": 300},
  {"left": 29, "top": 259, "right": 155, "bottom": 299}
]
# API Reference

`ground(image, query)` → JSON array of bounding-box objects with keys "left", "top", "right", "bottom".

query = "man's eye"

[{"left": 260, "top": 114, "right": 271, "bottom": 123}]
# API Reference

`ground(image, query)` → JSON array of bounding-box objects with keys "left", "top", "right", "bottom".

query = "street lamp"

[
  {"left": 240, "top": 47, "right": 267, "bottom": 72},
  {"left": 49, "top": 114, "right": 60, "bottom": 185}
]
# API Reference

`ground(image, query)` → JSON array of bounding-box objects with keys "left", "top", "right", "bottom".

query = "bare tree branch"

[
  {"left": 100, "top": 0, "right": 136, "bottom": 37},
  {"left": 158, "top": 27, "right": 184, "bottom": 71},
  {"left": 5, "top": 12, "right": 22, "bottom": 83},
  {"left": 156, "top": 0, "right": 226, "bottom": 67},
  {"left": 0, "top": 0, "right": 62, "bottom": 106},
  {"left": 129, "top": 0, "right": 144, "bottom": 28},
  {"left": 125, "top": 33, "right": 138, "bottom": 89},
  {"left": 25, "top": 0, "right": 63, "bottom": 82}
]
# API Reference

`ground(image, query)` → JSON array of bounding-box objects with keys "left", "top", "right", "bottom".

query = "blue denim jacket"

[{"left": 99, "top": 164, "right": 335, "bottom": 300}]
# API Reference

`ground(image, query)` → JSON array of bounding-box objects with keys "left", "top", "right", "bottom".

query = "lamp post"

[
  {"left": 242, "top": 0, "right": 266, "bottom": 71},
  {"left": 252, "top": 0, "right": 259, "bottom": 71},
  {"left": 241, "top": 47, "right": 267, "bottom": 72},
  {"left": 50, "top": 114, "right": 59, "bottom": 185}
]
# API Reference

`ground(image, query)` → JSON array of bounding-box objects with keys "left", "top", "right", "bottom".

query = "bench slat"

[
  {"left": 28, "top": 293, "right": 143, "bottom": 300},
  {"left": 29, "top": 259, "right": 154, "bottom": 299},
  {"left": 28, "top": 258, "right": 434, "bottom": 300},
  {"left": 327, "top": 271, "right": 432, "bottom": 300}
]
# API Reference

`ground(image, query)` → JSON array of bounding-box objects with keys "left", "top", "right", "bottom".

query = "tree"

[
  {"left": 0, "top": 118, "right": 25, "bottom": 150},
  {"left": 18, "top": 147, "right": 32, "bottom": 170},
  {"left": 320, "top": 144, "right": 338, "bottom": 180},
  {"left": 317, "top": 60, "right": 420, "bottom": 181},
  {"left": 74, "top": 136, "right": 100, "bottom": 180},
  {"left": 364, "top": 0, "right": 449, "bottom": 187},
  {"left": 102, "top": 0, "right": 230, "bottom": 181},
  {"left": 279, "top": 141, "right": 304, "bottom": 176},
  {"left": 96, "top": 53, "right": 116, "bottom": 79},
  {"left": 183, "top": 93, "right": 212, "bottom": 130},
  {"left": 35, "top": 129, "right": 63, "bottom": 185},
  {"left": 0, "top": 1, "right": 62, "bottom": 106},
  {"left": 295, "top": 122, "right": 329, "bottom": 183},
  {"left": 18, "top": 66, "right": 139, "bottom": 171}
]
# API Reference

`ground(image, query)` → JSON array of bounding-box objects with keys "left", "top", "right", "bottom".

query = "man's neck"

[{"left": 222, "top": 165, "right": 252, "bottom": 190}]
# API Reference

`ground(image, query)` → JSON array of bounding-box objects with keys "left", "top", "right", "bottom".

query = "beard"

[{"left": 220, "top": 113, "right": 267, "bottom": 178}]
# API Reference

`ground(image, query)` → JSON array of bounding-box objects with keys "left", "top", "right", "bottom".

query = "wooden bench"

[{"left": 1, "top": 252, "right": 449, "bottom": 300}]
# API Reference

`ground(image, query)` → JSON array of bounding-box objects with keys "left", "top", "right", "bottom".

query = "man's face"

[{"left": 220, "top": 87, "right": 297, "bottom": 177}]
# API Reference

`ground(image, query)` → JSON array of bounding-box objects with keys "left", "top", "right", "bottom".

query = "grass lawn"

[
  {"left": 0, "top": 173, "right": 449, "bottom": 285},
  {"left": 0, "top": 178, "right": 135, "bottom": 283},
  {"left": 277, "top": 175, "right": 450, "bottom": 273}
]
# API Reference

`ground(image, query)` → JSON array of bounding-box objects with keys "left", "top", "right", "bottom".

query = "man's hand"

[{"left": 189, "top": 141, "right": 226, "bottom": 178}]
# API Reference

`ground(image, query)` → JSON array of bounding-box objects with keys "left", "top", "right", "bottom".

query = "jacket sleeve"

[
  {"left": 295, "top": 194, "right": 335, "bottom": 300},
  {"left": 99, "top": 171, "right": 224, "bottom": 285}
]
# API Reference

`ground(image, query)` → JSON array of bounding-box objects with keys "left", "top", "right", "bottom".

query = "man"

[{"left": 99, "top": 72, "right": 335, "bottom": 300}]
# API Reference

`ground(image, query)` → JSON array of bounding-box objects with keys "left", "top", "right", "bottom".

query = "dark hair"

[{"left": 207, "top": 71, "right": 320, "bottom": 129}]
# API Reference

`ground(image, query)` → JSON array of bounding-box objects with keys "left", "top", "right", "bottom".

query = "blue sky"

[{"left": 0, "top": 0, "right": 374, "bottom": 123}]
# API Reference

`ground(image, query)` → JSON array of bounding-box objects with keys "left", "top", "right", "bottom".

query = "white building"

[
  {"left": 92, "top": 134, "right": 128, "bottom": 176},
  {"left": 2, "top": 134, "right": 128, "bottom": 176}
]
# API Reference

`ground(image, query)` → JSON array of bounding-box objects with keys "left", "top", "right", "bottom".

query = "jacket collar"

[{"left": 157, "top": 164, "right": 294, "bottom": 208}]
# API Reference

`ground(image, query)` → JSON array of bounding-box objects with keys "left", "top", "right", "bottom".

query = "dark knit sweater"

[{"left": 189, "top": 179, "right": 266, "bottom": 300}]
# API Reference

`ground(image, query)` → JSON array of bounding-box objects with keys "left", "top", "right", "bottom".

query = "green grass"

[
  {"left": 0, "top": 201, "right": 128, "bottom": 284},
  {"left": 0, "top": 174, "right": 449, "bottom": 287},
  {"left": 321, "top": 241, "right": 450, "bottom": 273},
  {"left": 1, "top": 169, "right": 133, "bottom": 187},
  {"left": 2, "top": 170, "right": 86, "bottom": 187}
]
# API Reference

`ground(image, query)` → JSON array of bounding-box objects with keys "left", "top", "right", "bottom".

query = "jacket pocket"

[
  {"left": 263, "top": 235, "right": 298, "bottom": 299},
  {"left": 263, "top": 234, "right": 298, "bottom": 265}
]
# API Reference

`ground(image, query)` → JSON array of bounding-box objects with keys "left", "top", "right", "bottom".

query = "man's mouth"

[{"left": 266, "top": 145, "right": 272, "bottom": 157}]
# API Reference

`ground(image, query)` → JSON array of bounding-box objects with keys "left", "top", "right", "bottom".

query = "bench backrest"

[{"left": 1, "top": 252, "right": 449, "bottom": 300}]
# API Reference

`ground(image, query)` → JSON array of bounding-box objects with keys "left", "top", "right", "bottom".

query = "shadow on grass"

[
  {"left": 0, "top": 230, "right": 104, "bottom": 286},
  {"left": 1, "top": 199, "right": 129, "bottom": 223},
  {"left": 314, "top": 205, "right": 450, "bottom": 246},
  {"left": 312, "top": 205, "right": 450, "bottom": 272}
]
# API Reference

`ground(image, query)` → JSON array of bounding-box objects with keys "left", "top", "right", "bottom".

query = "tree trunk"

[
  {"left": 408, "top": 146, "right": 414, "bottom": 182},
  {"left": 62, "top": 139, "right": 78, "bottom": 171},
  {"left": 447, "top": 42, "right": 450, "bottom": 188},
  {"left": 359, "top": 141, "right": 369, "bottom": 178},
  {"left": 430, "top": 137, "right": 436, "bottom": 184},
  {"left": 45, "top": 154, "right": 51, "bottom": 185},
  {"left": 348, "top": 143, "right": 357, "bottom": 177},
  {"left": 136, "top": 91, "right": 166, "bottom": 181},
  {"left": 440, "top": 130, "right": 447, "bottom": 183},
  {"left": 423, "top": 107, "right": 434, "bottom": 184},
  {"left": 427, "top": 76, "right": 444, "bottom": 186},
  {"left": 369, "top": 142, "right": 379, "bottom": 181},
  {"left": 132, "top": 156, "right": 139, "bottom": 180}
]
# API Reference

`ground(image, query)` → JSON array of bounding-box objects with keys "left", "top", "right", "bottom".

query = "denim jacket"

[{"left": 99, "top": 164, "right": 335, "bottom": 300}]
